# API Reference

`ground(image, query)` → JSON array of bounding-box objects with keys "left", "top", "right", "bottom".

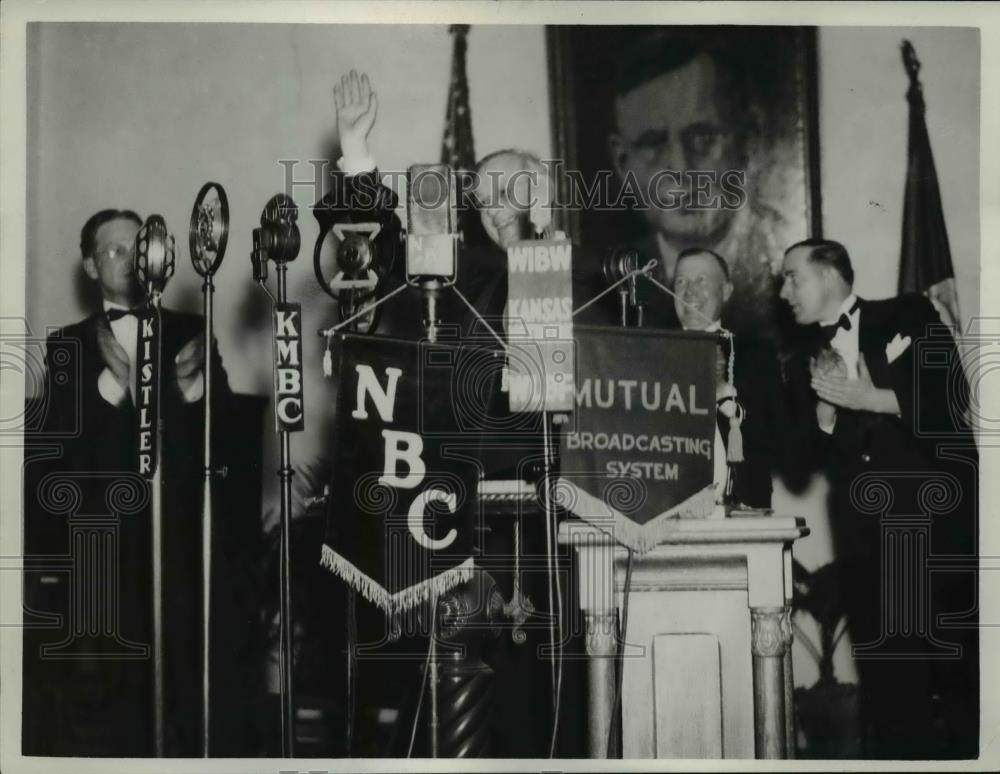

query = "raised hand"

[
  {"left": 333, "top": 69, "right": 378, "bottom": 162},
  {"left": 96, "top": 320, "right": 131, "bottom": 391}
]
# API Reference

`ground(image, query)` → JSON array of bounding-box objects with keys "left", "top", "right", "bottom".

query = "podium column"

[
  {"left": 570, "top": 531, "right": 617, "bottom": 757},
  {"left": 749, "top": 606, "right": 792, "bottom": 759},
  {"left": 560, "top": 517, "right": 807, "bottom": 760}
]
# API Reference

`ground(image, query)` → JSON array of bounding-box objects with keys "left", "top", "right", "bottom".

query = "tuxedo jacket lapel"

[{"left": 856, "top": 299, "right": 892, "bottom": 388}]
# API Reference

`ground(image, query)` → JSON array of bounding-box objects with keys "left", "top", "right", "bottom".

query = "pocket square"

[{"left": 885, "top": 333, "right": 912, "bottom": 363}]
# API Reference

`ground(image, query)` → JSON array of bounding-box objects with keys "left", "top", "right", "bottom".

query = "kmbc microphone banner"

[
  {"left": 557, "top": 327, "right": 718, "bottom": 553},
  {"left": 272, "top": 302, "right": 304, "bottom": 432},
  {"left": 321, "top": 332, "right": 480, "bottom": 613}
]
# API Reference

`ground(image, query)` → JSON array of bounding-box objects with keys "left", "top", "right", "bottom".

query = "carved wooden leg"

[
  {"left": 436, "top": 647, "right": 494, "bottom": 757},
  {"left": 750, "top": 606, "right": 792, "bottom": 759},
  {"left": 429, "top": 571, "right": 503, "bottom": 757},
  {"left": 585, "top": 611, "right": 617, "bottom": 758},
  {"left": 783, "top": 649, "right": 795, "bottom": 757}
]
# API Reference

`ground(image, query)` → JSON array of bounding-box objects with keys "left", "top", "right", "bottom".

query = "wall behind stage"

[
  {"left": 818, "top": 26, "right": 980, "bottom": 323},
  {"left": 25, "top": 22, "right": 552, "bottom": 397}
]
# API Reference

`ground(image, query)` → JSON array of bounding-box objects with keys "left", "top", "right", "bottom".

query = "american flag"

[
  {"left": 441, "top": 25, "right": 476, "bottom": 172},
  {"left": 898, "top": 40, "right": 962, "bottom": 333}
]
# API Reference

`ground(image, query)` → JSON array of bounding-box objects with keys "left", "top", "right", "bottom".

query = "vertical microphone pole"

[
  {"left": 313, "top": 217, "right": 387, "bottom": 755},
  {"left": 404, "top": 164, "right": 460, "bottom": 755},
  {"left": 599, "top": 247, "right": 645, "bottom": 757},
  {"left": 134, "top": 215, "right": 176, "bottom": 757},
  {"left": 190, "top": 183, "right": 229, "bottom": 757},
  {"left": 252, "top": 194, "right": 302, "bottom": 758}
]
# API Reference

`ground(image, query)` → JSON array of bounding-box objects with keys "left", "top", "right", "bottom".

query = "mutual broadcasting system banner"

[{"left": 557, "top": 327, "right": 718, "bottom": 554}]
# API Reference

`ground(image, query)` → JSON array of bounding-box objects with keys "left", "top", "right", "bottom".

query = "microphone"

[
  {"left": 314, "top": 222, "right": 383, "bottom": 333},
  {"left": 253, "top": 194, "right": 300, "bottom": 291},
  {"left": 190, "top": 182, "right": 229, "bottom": 279},
  {"left": 131, "top": 213, "right": 176, "bottom": 754},
  {"left": 188, "top": 182, "right": 229, "bottom": 757},
  {"left": 406, "top": 164, "right": 458, "bottom": 342},
  {"left": 251, "top": 228, "right": 268, "bottom": 283},
  {"left": 135, "top": 214, "right": 176, "bottom": 298},
  {"left": 258, "top": 193, "right": 301, "bottom": 266},
  {"left": 602, "top": 245, "right": 644, "bottom": 328}
]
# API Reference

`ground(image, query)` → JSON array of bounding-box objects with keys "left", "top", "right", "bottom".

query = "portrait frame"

[{"left": 546, "top": 25, "right": 822, "bottom": 338}]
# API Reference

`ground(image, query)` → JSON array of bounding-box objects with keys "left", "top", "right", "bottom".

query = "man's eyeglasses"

[
  {"left": 94, "top": 243, "right": 136, "bottom": 261},
  {"left": 627, "top": 122, "right": 731, "bottom": 165}
]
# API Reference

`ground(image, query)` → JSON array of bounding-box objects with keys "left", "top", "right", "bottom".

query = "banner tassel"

[
  {"left": 727, "top": 410, "right": 744, "bottom": 464},
  {"left": 323, "top": 335, "right": 333, "bottom": 377},
  {"left": 721, "top": 330, "right": 743, "bottom": 463}
]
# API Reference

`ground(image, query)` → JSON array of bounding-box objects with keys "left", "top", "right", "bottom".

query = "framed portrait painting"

[{"left": 546, "top": 25, "right": 821, "bottom": 338}]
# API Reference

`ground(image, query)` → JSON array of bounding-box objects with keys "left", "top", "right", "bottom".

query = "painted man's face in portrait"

[{"left": 610, "top": 52, "right": 747, "bottom": 249}]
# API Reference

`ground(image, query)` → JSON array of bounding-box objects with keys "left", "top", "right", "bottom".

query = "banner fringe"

[{"left": 319, "top": 545, "right": 475, "bottom": 613}]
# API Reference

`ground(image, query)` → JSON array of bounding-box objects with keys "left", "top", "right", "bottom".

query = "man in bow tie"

[
  {"left": 25, "top": 208, "right": 235, "bottom": 756},
  {"left": 82, "top": 210, "right": 208, "bottom": 407},
  {"left": 780, "top": 238, "right": 978, "bottom": 759}
]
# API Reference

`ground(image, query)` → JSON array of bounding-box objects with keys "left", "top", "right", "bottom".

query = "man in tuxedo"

[
  {"left": 672, "top": 247, "right": 783, "bottom": 508},
  {"left": 779, "top": 238, "right": 978, "bottom": 758},
  {"left": 24, "top": 208, "right": 235, "bottom": 756}
]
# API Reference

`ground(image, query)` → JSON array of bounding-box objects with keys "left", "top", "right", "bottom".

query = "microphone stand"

[
  {"left": 603, "top": 247, "right": 645, "bottom": 329},
  {"left": 313, "top": 219, "right": 386, "bottom": 756},
  {"left": 133, "top": 214, "right": 176, "bottom": 757},
  {"left": 252, "top": 194, "right": 301, "bottom": 758},
  {"left": 607, "top": 250, "right": 642, "bottom": 757},
  {"left": 189, "top": 183, "right": 230, "bottom": 757}
]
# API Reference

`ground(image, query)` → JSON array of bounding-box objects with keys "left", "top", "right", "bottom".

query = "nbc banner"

[{"left": 321, "top": 333, "right": 486, "bottom": 613}]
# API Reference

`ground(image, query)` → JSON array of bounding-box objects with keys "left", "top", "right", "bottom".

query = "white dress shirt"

[
  {"left": 337, "top": 154, "right": 377, "bottom": 177},
  {"left": 97, "top": 300, "right": 203, "bottom": 407},
  {"left": 822, "top": 293, "right": 861, "bottom": 381},
  {"left": 816, "top": 293, "right": 860, "bottom": 435}
]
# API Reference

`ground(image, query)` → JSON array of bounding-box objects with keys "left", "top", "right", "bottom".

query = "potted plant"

[{"left": 791, "top": 559, "right": 861, "bottom": 758}]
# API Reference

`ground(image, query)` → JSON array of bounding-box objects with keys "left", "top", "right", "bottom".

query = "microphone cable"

[
  {"left": 407, "top": 597, "right": 437, "bottom": 758},
  {"left": 606, "top": 547, "right": 634, "bottom": 758},
  {"left": 542, "top": 415, "right": 565, "bottom": 758}
]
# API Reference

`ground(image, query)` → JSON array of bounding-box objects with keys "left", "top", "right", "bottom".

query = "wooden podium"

[{"left": 558, "top": 516, "right": 809, "bottom": 759}]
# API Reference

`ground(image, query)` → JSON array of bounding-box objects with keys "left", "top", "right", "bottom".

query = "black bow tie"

[
  {"left": 106, "top": 306, "right": 141, "bottom": 322},
  {"left": 819, "top": 300, "right": 860, "bottom": 342}
]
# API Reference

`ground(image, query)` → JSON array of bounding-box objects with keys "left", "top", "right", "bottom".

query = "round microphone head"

[
  {"left": 602, "top": 246, "right": 641, "bottom": 286},
  {"left": 190, "top": 181, "right": 229, "bottom": 277},
  {"left": 337, "top": 232, "right": 375, "bottom": 275},
  {"left": 134, "top": 214, "right": 175, "bottom": 295},
  {"left": 260, "top": 193, "right": 300, "bottom": 264}
]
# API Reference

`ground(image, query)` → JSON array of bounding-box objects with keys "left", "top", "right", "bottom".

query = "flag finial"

[{"left": 901, "top": 40, "right": 921, "bottom": 83}]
